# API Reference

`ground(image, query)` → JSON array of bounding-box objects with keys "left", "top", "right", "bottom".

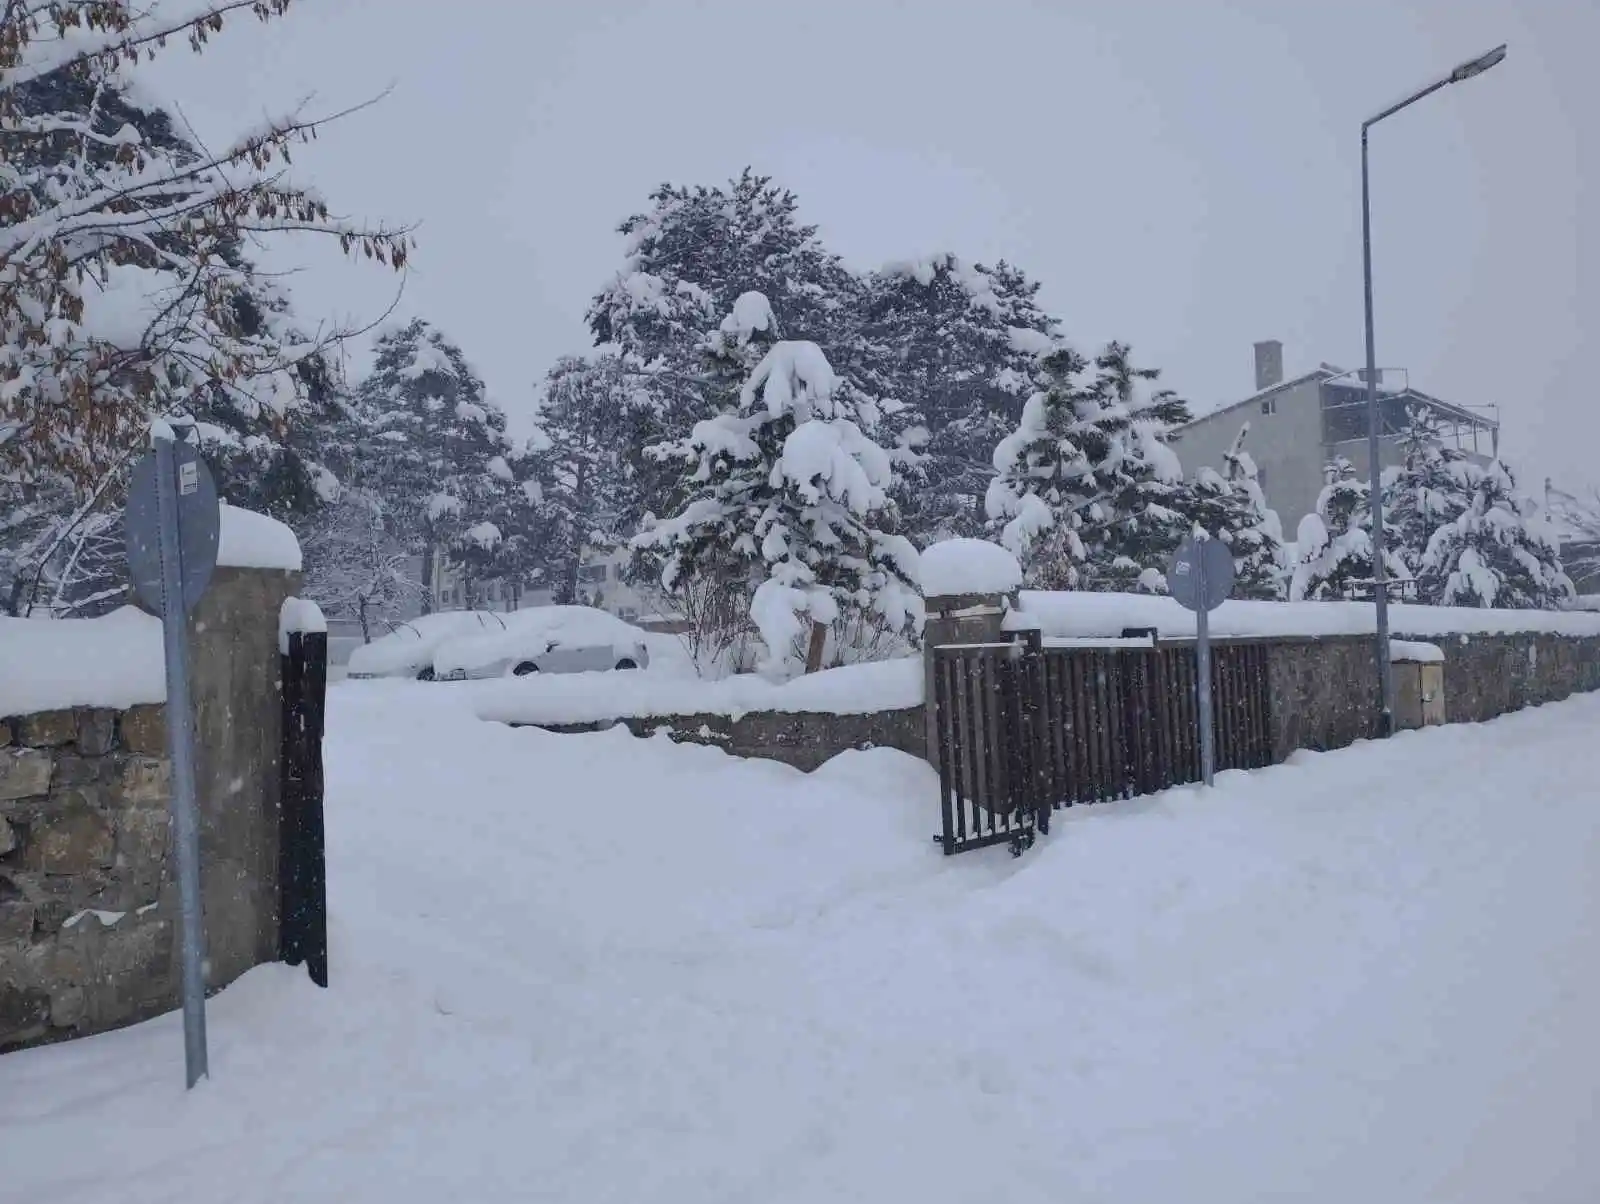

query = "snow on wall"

[
  {"left": 1006, "top": 590, "right": 1600, "bottom": 641},
  {"left": 473, "top": 657, "right": 923, "bottom": 727},
  {"left": 0, "top": 608, "right": 164, "bottom": 715},
  {"left": 1390, "top": 640, "right": 1445, "bottom": 664},
  {"left": 920, "top": 538, "right": 1021, "bottom": 598},
  {"left": 218, "top": 503, "right": 302, "bottom": 571}
]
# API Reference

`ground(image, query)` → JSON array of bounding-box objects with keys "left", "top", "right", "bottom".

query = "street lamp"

[{"left": 1360, "top": 42, "right": 1506, "bottom": 737}]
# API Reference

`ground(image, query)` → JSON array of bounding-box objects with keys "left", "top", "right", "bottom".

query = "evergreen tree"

[
  {"left": 858, "top": 254, "right": 1058, "bottom": 541},
  {"left": 986, "top": 341, "right": 1193, "bottom": 591},
  {"left": 1419, "top": 459, "right": 1572, "bottom": 609},
  {"left": 339, "top": 320, "right": 530, "bottom": 611},
  {"left": 1383, "top": 406, "right": 1477, "bottom": 588},
  {"left": 1289, "top": 458, "right": 1408, "bottom": 601},
  {"left": 586, "top": 170, "right": 862, "bottom": 529},
  {"left": 985, "top": 346, "right": 1096, "bottom": 588},
  {"left": 636, "top": 293, "right": 919, "bottom": 673},
  {"left": 1077, "top": 342, "right": 1194, "bottom": 593},
  {"left": 1185, "top": 424, "right": 1285, "bottom": 600},
  {"left": 528, "top": 354, "right": 639, "bottom": 601}
]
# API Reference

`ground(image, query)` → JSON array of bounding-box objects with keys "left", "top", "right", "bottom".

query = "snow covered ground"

[{"left": 3, "top": 680, "right": 1599, "bottom": 1202}]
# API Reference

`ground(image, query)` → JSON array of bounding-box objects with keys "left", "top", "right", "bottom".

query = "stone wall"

[
  {"left": 1263, "top": 636, "right": 1380, "bottom": 761},
  {"left": 533, "top": 705, "right": 928, "bottom": 773},
  {"left": 1422, "top": 632, "right": 1600, "bottom": 724},
  {"left": 1, "top": 566, "right": 297, "bottom": 1053},
  {"left": 1260, "top": 629, "right": 1600, "bottom": 760}
]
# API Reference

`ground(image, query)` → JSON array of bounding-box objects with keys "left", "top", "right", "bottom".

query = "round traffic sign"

[
  {"left": 1167, "top": 534, "right": 1236, "bottom": 613},
  {"left": 124, "top": 440, "right": 220, "bottom": 617}
]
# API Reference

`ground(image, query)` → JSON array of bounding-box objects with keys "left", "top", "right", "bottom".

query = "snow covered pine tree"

[
  {"left": 525, "top": 354, "right": 636, "bottom": 604},
  {"left": 337, "top": 321, "right": 537, "bottom": 611},
  {"left": 1382, "top": 406, "right": 1478, "bottom": 598},
  {"left": 986, "top": 341, "right": 1192, "bottom": 591},
  {"left": 986, "top": 346, "right": 1097, "bottom": 587},
  {"left": 586, "top": 171, "right": 862, "bottom": 531},
  {"left": 1418, "top": 458, "right": 1572, "bottom": 609},
  {"left": 1289, "top": 457, "right": 1409, "bottom": 602},
  {"left": 1076, "top": 343, "right": 1194, "bottom": 593},
  {"left": 1185, "top": 423, "right": 1285, "bottom": 600},
  {"left": 636, "top": 292, "right": 920, "bottom": 674},
  {"left": 858, "top": 254, "right": 1059, "bottom": 542}
]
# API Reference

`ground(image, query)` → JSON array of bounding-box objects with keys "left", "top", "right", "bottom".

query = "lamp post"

[{"left": 1361, "top": 42, "right": 1506, "bottom": 737}]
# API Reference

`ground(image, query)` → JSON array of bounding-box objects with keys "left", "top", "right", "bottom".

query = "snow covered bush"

[
  {"left": 1289, "top": 458, "right": 1409, "bottom": 602},
  {"left": 1419, "top": 459, "right": 1571, "bottom": 609},
  {"left": 636, "top": 296, "right": 920, "bottom": 676}
]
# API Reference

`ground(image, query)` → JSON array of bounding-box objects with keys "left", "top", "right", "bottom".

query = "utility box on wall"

[{"left": 1394, "top": 654, "right": 1447, "bottom": 731}]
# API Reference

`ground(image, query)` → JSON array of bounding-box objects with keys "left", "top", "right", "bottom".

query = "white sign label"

[{"left": 179, "top": 461, "right": 198, "bottom": 496}]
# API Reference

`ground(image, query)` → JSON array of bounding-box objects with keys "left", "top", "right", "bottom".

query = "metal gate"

[{"left": 930, "top": 633, "right": 1273, "bottom": 856}]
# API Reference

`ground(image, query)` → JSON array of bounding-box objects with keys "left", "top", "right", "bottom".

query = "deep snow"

[{"left": 3, "top": 680, "right": 1599, "bottom": 1202}]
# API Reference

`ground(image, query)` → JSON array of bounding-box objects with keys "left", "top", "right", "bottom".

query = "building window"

[
  {"left": 578, "top": 564, "right": 608, "bottom": 584},
  {"left": 1261, "top": 398, "right": 1277, "bottom": 415}
]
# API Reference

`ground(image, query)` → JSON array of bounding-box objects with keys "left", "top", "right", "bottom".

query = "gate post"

[{"left": 922, "top": 588, "right": 1011, "bottom": 766}]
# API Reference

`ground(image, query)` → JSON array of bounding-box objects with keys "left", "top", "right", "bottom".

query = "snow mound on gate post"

[
  {"left": 217, "top": 503, "right": 302, "bottom": 571},
  {"left": 920, "top": 538, "right": 1023, "bottom": 600},
  {"left": 278, "top": 596, "right": 328, "bottom": 656}
]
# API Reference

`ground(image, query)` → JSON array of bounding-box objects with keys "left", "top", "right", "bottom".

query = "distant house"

[
  {"left": 573, "top": 546, "right": 686, "bottom": 631},
  {"left": 1171, "top": 340, "right": 1500, "bottom": 531},
  {"left": 1544, "top": 483, "right": 1600, "bottom": 597}
]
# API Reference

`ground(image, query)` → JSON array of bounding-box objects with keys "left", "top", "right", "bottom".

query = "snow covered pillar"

[{"left": 918, "top": 540, "right": 1024, "bottom": 763}]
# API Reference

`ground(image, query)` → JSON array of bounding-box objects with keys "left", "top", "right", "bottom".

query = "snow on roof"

[
  {"left": 0, "top": 607, "right": 164, "bottom": 716},
  {"left": 921, "top": 538, "right": 1021, "bottom": 598},
  {"left": 218, "top": 503, "right": 302, "bottom": 571},
  {"left": 1006, "top": 590, "right": 1600, "bottom": 641},
  {"left": 473, "top": 656, "right": 923, "bottom": 727}
]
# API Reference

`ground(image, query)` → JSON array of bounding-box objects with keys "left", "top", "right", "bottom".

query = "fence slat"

[{"left": 936, "top": 655, "right": 956, "bottom": 853}]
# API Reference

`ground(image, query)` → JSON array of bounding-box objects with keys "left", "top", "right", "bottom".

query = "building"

[
  {"left": 1171, "top": 340, "right": 1501, "bottom": 531},
  {"left": 1544, "top": 482, "right": 1600, "bottom": 598},
  {"left": 573, "top": 546, "right": 684, "bottom": 629}
]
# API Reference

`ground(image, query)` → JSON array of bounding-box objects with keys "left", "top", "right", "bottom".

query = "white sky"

[{"left": 149, "top": 0, "right": 1595, "bottom": 492}]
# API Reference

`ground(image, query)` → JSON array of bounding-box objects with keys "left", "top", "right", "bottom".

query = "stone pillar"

[
  {"left": 0, "top": 565, "right": 298, "bottom": 1053},
  {"left": 921, "top": 589, "right": 1013, "bottom": 766}
]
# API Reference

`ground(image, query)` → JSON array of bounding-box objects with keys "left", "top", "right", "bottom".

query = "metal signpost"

[
  {"left": 1168, "top": 534, "right": 1236, "bottom": 787},
  {"left": 124, "top": 428, "right": 220, "bottom": 1089}
]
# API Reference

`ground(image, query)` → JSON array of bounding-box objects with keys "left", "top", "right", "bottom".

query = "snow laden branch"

[
  {"left": 1, "top": 0, "right": 414, "bottom": 489},
  {"left": 1, "top": 1, "right": 295, "bottom": 95}
]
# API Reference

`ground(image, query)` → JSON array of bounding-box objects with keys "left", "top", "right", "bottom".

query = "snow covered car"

[
  {"left": 431, "top": 606, "right": 650, "bottom": 680},
  {"left": 346, "top": 611, "right": 510, "bottom": 681}
]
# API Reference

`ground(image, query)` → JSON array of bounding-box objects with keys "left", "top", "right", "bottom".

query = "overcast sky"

[{"left": 150, "top": 0, "right": 1595, "bottom": 492}]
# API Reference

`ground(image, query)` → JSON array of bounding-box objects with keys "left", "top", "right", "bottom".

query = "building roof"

[
  {"left": 1176, "top": 368, "right": 1335, "bottom": 433},
  {"left": 1178, "top": 365, "right": 1499, "bottom": 435}
]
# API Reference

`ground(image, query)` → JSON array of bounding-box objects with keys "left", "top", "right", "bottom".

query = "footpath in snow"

[{"left": 2, "top": 679, "right": 1598, "bottom": 1202}]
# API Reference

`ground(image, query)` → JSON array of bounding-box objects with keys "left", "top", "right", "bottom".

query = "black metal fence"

[
  {"left": 930, "top": 633, "right": 1274, "bottom": 855},
  {"left": 279, "top": 630, "right": 329, "bottom": 986}
]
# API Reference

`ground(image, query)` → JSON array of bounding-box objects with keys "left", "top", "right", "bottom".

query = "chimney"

[{"left": 1253, "top": 340, "right": 1284, "bottom": 391}]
